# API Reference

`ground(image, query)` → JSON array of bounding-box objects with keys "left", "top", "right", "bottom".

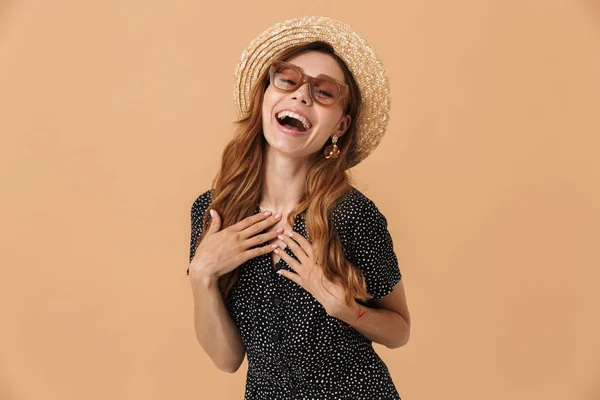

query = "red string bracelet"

[{"left": 336, "top": 303, "right": 368, "bottom": 328}]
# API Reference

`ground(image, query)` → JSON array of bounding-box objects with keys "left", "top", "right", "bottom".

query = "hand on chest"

[{"left": 264, "top": 217, "right": 294, "bottom": 264}]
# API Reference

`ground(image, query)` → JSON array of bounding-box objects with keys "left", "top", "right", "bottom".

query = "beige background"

[{"left": 1, "top": 1, "right": 599, "bottom": 399}]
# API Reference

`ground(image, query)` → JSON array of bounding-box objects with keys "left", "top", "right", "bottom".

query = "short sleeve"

[
  {"left": 333, "top": 189, "right": 402, "bottom": 300},
  {"left": 187, "top": 189, "right": 213, "bottom": 275}
]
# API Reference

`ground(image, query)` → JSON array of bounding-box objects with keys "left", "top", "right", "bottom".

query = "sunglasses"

[{"left": 268, "top": 61, "right": 349, "bottom": 107}]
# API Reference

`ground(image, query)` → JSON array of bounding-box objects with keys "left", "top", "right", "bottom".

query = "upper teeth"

[{"left": 277, "top": 110, "right": 312, "bottom": 130}]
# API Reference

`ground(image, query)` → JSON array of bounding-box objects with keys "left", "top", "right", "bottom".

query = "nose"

[{"left": 290, "top": 81, "right": 313, "bottom": 105}]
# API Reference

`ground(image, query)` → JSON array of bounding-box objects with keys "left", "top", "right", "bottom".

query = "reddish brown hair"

[{"left": 195, "top": 41, "right": 373, "bottom": 305}]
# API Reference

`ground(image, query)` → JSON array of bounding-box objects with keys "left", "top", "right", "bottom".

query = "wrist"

[
  {"left": 191, "top": 274, "right": 221, "bottom": 301},
  {"left": 199, "top": 272, "right": 219, "bottom": 288},
  {"left": 331, "top": 299, "right": 361, "bottom": 322},
  {"left": 191, "top": 262, "right": 219, "bottom": 289}
]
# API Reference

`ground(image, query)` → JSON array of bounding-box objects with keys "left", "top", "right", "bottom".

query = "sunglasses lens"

[
  {"left": 273, "top": 66, "right": 302, "bottom": 91},
  {"left": 312, "top": 80, "right": 340, "bottom": 105},
  {"left": 273, "top": 65, "right": 341, "bottom": 105}
]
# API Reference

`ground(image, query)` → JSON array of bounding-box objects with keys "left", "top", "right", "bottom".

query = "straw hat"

[{"left": 232, "top": 16, "right": 392, "bottom": 168}]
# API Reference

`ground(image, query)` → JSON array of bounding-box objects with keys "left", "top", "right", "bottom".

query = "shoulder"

[
  {"left": 331, "top": 185, "right": 385, "bottom": 222},
  {"left": 332, "top": 186, "right": 366, "bottom": 216},
  {"left": 331, "top": 186, "right": 388, "bottom": 240},
  {"left": 191, "top": 188, "right": 214, "bottom": 217}
]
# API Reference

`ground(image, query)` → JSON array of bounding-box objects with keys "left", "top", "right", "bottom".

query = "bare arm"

[
  {"left": 188, "top": 205, "right": 281, "bottom": 373},
  {"left": 191, "top": 273, "right": 246, "bottom": 373},
  {"left": 332, "top": 280, "right": 411, "bottom": 349}
]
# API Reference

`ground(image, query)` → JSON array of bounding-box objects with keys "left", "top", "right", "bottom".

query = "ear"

[{"left": 335, "top": 114, "right": 352, "bottom": 138}]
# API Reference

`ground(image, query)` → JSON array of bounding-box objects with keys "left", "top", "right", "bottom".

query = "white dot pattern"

[{"left": 187, "top": 186, "right": 402, "bottom": 399}]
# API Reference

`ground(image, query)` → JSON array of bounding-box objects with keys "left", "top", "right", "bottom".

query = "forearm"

[
  {"left": 191, "top": 276, "right": 246, "bottom": 373},
  {"left": 332, "top": 300, "right": 409, "bottom": 349}
]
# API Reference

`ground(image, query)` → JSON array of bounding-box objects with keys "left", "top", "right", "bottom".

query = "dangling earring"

[{"left": 324, "top": 135, "right": 340, "bottom": 159}]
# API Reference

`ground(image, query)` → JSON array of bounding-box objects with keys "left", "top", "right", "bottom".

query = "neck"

[{"left": 260, "top": 147, "right": 309, "bottom": 214}]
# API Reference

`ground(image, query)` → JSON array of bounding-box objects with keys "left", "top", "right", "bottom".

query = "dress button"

[
  {"left": 272, "top": 331, "right": 280, "bottom": 342},
  {"left": 274, "top": 298, "right": 281, "bottom": 306}
]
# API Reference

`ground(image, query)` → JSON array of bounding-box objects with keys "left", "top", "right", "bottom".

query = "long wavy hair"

[{"left": 195, "top": 41, "right": 373, "bottom": 305}]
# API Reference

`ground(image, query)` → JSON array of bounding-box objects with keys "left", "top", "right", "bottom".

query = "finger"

[
  {"left": 242, "top": 227, "right": 284, "bottom": 249},
  {"left": 239, "top": 211, "right": 283, "bottom": 240},
  {"left": 274, "top": 247, "right": 303, "bottom": 274},
  {"left": 276, "top": 268, "right": 304, "bottom": 288},
  {"left": 245, "top": 241, "right": 279, "bottom": 261},
  {"left": 206, "top": 209, "right": 221, "bottom": 234},
  {"left": 278, "top": 232, "right": 309, "bottom": 262},
  {"left": 285, "top": 230, "right": 313, "bottom": 259},
  {"left": 231, "top": 209, "right": 271, "bottom": 233}
]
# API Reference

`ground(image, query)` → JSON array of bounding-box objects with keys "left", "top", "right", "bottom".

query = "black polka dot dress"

[{"left": 187, "top": 186, "right": 403, "bottom": 399}]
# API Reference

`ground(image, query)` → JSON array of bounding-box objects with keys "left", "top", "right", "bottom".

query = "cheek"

[
  {"left": 261, "top": 90, "right": 277, "bottom": 119},
  {"left": 263, "top": 85, "right": 278, "bottom": 104},
  {"left": 261, "top": 101, "right": 271, "bottom": 126}
]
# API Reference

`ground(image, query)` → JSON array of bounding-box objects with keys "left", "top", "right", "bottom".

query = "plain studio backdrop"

[{"left": 1, "top": 1, "right": 599, "bottom": 399}]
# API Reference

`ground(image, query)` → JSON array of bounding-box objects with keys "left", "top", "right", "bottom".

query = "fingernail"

[
  {"left": 277, "top": 234, "right": 284, "bottom": 240},
  {"left": 275, "top": 212, "right": 282, "bottom": 219},
  {"left": 277, "top": 270, "right": 283, "bottom": 275},
  {"left": 287, "top": 231, "right": 294, "bottom": 237},
  {"left": 264, "top": 211, "right": 272, "bottom": 216},
  {"left": 277, "top": 228, "right": 284, "bottom": 234},
  {"left": 271, "top": 244, "right": 278, "bottom": 248},
  {"left": 209, "top": 209, "right": 214, "bottom": 217}
]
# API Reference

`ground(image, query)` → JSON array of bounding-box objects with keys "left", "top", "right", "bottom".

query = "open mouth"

[{"left": 276, "top": 114, "right": 311, "bottom": 133}]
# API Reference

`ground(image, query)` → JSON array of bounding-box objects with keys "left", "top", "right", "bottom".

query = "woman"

[{"left": 187, "top": 16, "right": 411, "bottom": 400}]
